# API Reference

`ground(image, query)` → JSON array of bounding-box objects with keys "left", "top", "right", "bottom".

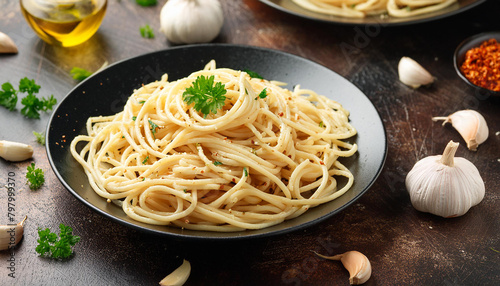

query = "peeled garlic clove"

[
  {"left": 160, "top": 0, "right": 224, "bottom": 44},
  {"left": 432, "top": 110, "right": 489, "bottom": 151},
  {"left": 406, "top": 141, "right": 485, "bottom": 218},
  {"left": 314, "top": 251, "right": 371, "bottom": 285},
  {"left": 0, "top": 32, "right": 18, "bottom": 54},
  {"left": 398, "top": 57, "right": 434, "bottom": 88},
  {"left": 0, "top": 216, "right": 27, "bottom": 250},
  {"left": 159, "top": 259, "right": 191, "bottom": 286},
  {"left": 0, "top": 140, "right": 34, "bottom": 162}
]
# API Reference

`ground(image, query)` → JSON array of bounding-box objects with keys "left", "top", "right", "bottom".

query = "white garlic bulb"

[
  {"left": 398, "top": 57, "right": 434, "bottom": 88},
  {"left": 406, "top": 141, "right": 485, "bottom": 218},
  {"left": 432, "top": 110, "right": 489, "bottom": 151},
  {"left": 160, "top": 0, "right": 224, "bottom": 44}
]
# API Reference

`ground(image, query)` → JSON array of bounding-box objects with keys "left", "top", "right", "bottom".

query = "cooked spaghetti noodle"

[
  {"left": 291, "top": 0, "right": 457, "bottom": 18},
  {"left": 70, "top": 61, "right": 357, "bottom": 231}
]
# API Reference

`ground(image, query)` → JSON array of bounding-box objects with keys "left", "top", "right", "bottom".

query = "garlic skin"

[
  {"left": 406, "top": 141, "right": 485, "bottom": 218},
  {"left": 398, "top": 57, "right": 434, "bottom": 88},
  {"left": 0, "top": 32, "right": 18, "bottom": 54},
  {"left": 314, "top": 251, "right": 371, "bottom": 285},
  {"left": 0, "top": 216, "right": 27, "bottom": 250},
  {"left": 432, "top": 110, "right": 489, "bottom": 151},
  {"left": 0, "top": 140, "right": 34, "bottom": 162},
  {"left": 159, "top": 259, "right": 191, "bottom": 286},
  {"left": 160, "top": 0, "right": 224, "bottom": 44}
]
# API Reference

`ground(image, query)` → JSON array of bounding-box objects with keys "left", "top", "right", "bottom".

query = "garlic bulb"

[
  {"left": 0, "top": 140, "right": 34, "bottom": 161},
  {"left": 406, "top": 141, "right": 485, "bottom": 218},
  {"left": 159, "top": 259, "right": 191, "bottom": 286},
  {"left": 314, "top": 250, "right": 371, "bottom": 285},
  {"left": 398, "top": 57, "right": 434, "bottom": 88},
  {"left": 432, "top": 110, "right": 489, "bottom": 151},
  {"left": 160, "top": 0, "right": 224, "bottom": 44}
]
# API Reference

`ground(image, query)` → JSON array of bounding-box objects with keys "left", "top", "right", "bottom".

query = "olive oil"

[{"left": 20, "top": 0, "right": 107, "bottom": 47}]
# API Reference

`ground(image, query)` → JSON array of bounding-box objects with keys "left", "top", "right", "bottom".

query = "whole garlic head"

[
  {"left": 160, "top": 0, "right": 224, "bottom": 44},
  {"left": 406, "top": 141, "right": 485, "bottom": 218}
]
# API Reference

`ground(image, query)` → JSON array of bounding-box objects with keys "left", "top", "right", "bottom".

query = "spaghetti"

[
  {"left": 291, "top": 0, "right": 457, "bottom": 18},
  {"left": 70, "top": 61, "right": 357, "bottom": 231}
]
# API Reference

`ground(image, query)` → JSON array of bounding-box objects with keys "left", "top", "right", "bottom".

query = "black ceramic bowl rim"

[{"left": 453, "top": 31, "right": 500, "bottom": 97}]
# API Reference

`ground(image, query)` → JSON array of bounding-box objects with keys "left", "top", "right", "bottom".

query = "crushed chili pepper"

[{"left": 460, "top": 38, "right": 500, "bottom": 92}]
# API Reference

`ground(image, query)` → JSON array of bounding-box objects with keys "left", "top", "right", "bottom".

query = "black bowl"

[
  {"left": 454, "top": 31, "right": 500, "bottom": 97},
  {"left": 46, "top": 44, "right": 387, "bottom": 241}
]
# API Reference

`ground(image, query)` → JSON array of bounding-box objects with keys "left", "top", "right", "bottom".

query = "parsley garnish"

[
  {"left": 244, "top": 69, "right": 263, "bottom": 79},
  {"left": 36, "top": 224, "right": 80, "bottom": 259},
  {"left": 142, "top": 156, "right": 149, "bottom": 164},
  {"left": 0, "top": 82, "right": 18, "bottom": 110},
  {"left": 148, "top": 119, "right": 159, "bottom": 139},
  {"left": 33, "top": 131, "right": 45, "bottom": 145},
  {"left": 182, "top": 75, "right": 227, "bottom": 117},
  {"left": 213, "top": 161, "right": 223, "bottom": 166},
  {"left": 26, "top": 163, "right": 45, "bottom": 190},
  {"left": 136, "top": 0, "right": 157, "bottom": 6},
  {"left": 138, "top": 100, "right": 146, "bottom": 104},
  {"left": 243, "top": 167, "right": 248, "bottom": 177},
  {"left": 132, "top": 116, "right": 137, "bottom": 121},
  {"left": 70, "top": 67, "right": 93, "bottom": 81},
  {"left": 139, "top": 24, "right": 155, "bottom": 38},
  {"left": 0, "top": 78, "right": 56, "bottom": 119},
  {"left": 258, "top": 88, "right": 267, "bottom": 99},
  {"left": 319, "top": 121, "right": 324, "bottom": 128}
]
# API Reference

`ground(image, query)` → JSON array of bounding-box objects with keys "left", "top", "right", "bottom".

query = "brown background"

[{"left": 0, "top": 0, "right": 499, "bottom": 285}]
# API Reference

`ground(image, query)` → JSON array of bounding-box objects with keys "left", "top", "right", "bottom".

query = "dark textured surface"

[{"left": 0, "top": 0, "right": 499, "bottom": 285}]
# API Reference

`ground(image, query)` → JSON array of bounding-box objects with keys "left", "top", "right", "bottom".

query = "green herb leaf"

[
  {"left": 19, "top": 77, "right": 40, "bottom": 95},
  {"left": 243, "top": 167, "right": 248, "bottom": 177},
  {"left": 142, "top": 156, "right": 149, "bottom": 164},
  {"left": 244, "top": 69, "right": 263, "bottom": 79},
  {"left": 148, "top": 119, "right": 159, "bottom": 139},
  {"left": 319, "top": 121, "right": 324, "bottom": 128},
  {"left": 213, "top": 161, "right": 223, "bottom": 166},
  {"left": 132, "top": 116, "right": 137, "bottom": 121},
  {"left": 26, "top": 163, "right": 45, "bottom": 190},
  {"left": 258, "top": 88, "right": 267, "bottom": 99},
  {"left": 36, "top": 224, "right": 80, "bottom": 259},
  {"left": 0, "top": 82, "right": 18, "bottom": 110},
  {"left": 182, "top": 75, "right": 227, "bottom": 117},
  {"left": 139, "top": 24, "right": 155, "bottom": 39},
  {"left": 136, "top": 0, "right": 157, "bottom": 6},
  {"left": 33, "top": 131, "right": 45, "bottom": 145},
  {"left": 70, "top": 67, "right": 93, "bottom": 81}
]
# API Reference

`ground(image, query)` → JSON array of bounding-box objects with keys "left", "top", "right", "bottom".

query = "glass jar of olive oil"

[{"left": 20, "top": 0, "right": 107, "bottom": 47}]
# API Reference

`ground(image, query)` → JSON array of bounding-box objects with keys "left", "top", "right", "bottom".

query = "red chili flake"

[
  {"left": 320, "top": 161, "right": 325, "bottom": 165},
  {"left": 278, "top": 112, "right": 284, "bottom": 117},
  {"left": 219, "top": 185, "right": 225, "bottom": 190},
  {"left": 461, "top": 38, "right": 500, "bottom": 92},
  {"left": 232, "top": 178, "right": 236, "bottom": 183}
]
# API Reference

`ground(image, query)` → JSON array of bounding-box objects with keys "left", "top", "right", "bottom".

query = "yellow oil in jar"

[{"left": 20, "top": 0, "right": 107, "bottom": 47}]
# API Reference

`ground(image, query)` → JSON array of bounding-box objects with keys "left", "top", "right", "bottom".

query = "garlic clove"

[
  {"left": 406, "top": 141, "right": 485, "bottom": 218},
  {"left": 160, "top": 0, "right": 224, "bottom": 44},
  {"left": 159, "top": 259, "right": 191, "bottom": 286},
  {"left": 432, "top": 109, "right": 489, "bottom": 151},
  {"left": 0, "top": 216, "right": 27, "bottom": 250},
  {"left": 398, "top": 56, "right": 434, "bottom": 88},
  {"left": 0, "top": 140, "right": 34, "bottom": 162},
  {"left": 314, "top": 250, "right": 371, "bottom": 285},
  {"left": 0, "top": 32, "right": 18, "bottom": 54}
]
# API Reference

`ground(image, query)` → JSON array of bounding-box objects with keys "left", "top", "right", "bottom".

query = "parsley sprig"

[
  {"left": 70, "top": 67, "right": 93, "bottom": 81},
  {"left": 0, "top": 77, "right": 56, "bottom": 119},
  {"left": 136, "top": 0, "right": 157, "bottom": 6},
  {"left": 182, "top": 75, "right": 227, "bottom": 117},
  {"left": 26, "top": 163, "right": 45, "bottom": 190},
  {"left": 140, "top": 24, "right": 155, "bottom": 38},
  {"left": 36, "top": 224, "right": 80, "bottom": 259}
]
